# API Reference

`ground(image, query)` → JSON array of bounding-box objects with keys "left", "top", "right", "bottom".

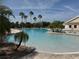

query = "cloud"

[
  {"left": 3, "top": 0, "right": 79, "bottom": 22},
  {"left": 64, "top": 5, "right": 77, "bottom": 13},
  {"left": 7, "top": 0, "right": 61, "bottom": 10}
]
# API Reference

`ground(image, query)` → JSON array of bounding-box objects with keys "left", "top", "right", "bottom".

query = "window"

[
  {"left": 74, "top": 25, "right": 77, "bottom": 28},
  {"left": 69, "top": 25, "right": 71, "bottom": 28}
]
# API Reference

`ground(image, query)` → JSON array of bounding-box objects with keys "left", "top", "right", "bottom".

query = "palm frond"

[{"left": 14, "top": 31, "right": 29, "bottom": 43}]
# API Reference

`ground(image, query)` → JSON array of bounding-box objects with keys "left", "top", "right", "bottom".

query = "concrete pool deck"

[
  {"left": 1, "top": 50, "right": 79, "bottom": 59},
  {"left": 0, "top": 46, "right": 79, "bottom": 59},
  {"left": 19, "top": 51, "right": 79, "bottom": 59}
]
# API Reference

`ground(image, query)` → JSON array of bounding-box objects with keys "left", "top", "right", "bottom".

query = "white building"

[{"left": 63, "top": 16, "right": 79, "bottom": 35}]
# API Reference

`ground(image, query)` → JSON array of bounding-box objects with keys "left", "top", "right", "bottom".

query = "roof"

[{"left": 63, "top": 16, "right": 79, "bottom": 25}]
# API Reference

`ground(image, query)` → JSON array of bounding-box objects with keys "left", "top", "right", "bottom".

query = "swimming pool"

[{"left": 8, "top": 28, "right": 79, "bottom": 53}]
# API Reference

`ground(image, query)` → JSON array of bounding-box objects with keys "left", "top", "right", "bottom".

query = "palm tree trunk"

[
  {"left": 22, "top": 18, "right": 24, "bottom": 31},
  {"left": 40, "top": 18, "right": 42, "bottom": 27},
  {"left": 0, "top": 36, "right": 4, "bottom": 42},
  {"left": 15, "top": 39, "right": 22, "bottom": 50}
]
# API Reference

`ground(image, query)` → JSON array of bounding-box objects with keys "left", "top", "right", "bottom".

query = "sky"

[{"left": 0, "top": 0, "right": 79, "bottom": 22}]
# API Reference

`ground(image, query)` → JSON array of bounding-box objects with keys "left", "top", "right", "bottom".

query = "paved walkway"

[{"left": 19, "top": 52, "right": 79, "bottom": 59}]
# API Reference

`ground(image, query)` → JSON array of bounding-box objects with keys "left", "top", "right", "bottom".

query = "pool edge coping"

[{"left": 37, "top": 50, "right": 79, "bottom": 54}]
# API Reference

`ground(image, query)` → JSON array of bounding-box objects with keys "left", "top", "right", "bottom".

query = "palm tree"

[
  {"left": 17, "top": 12, "right": 29, "bottom": 51},
  {"left": 19, "top": 12, "right": 25, "bottom": 22},
  {"left": 33, "top": 17, "right": 37, "bottom": 23},
  {"left": 29, "top": 11, "right": 34, "bottom": 22},
  {"left": 14, "top": 31, "right": 29, "bottom": 50},
  {"left": 24, "top": 15, "right": 28, "bottom": 23},
  {"left": 19, "top": 12, "right": 25, "bottom": 29},
  {"left": 29, "top": 11, "right": 34, "bottom": 17},
  {"left": 38, "top": 15, "right": 43, "bottom": 27},
  {"left": 38, "top": 14, "right": 42, "bottom": 22}
]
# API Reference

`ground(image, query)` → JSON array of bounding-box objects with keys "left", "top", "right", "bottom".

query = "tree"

[
  {"left": 24, "top": 15, "right": 28, "bottom": 23},
  {"left": 29, "top": 11, "right": 34, "bottom": 22},
  {"left": 10, "top": 22, "right": 15, "bottom": 28},
  {"left": 0, "top": 15, "right": 10, "bottom": 41},
  {"left": 5, "top": 10, "right": 15, "bottom": 18},
  {"left": 38, "top": 14, "right": 42, "bottom": 22},
  {"left": 48, "top": 21, "right": 64, "bottom": 28},
  {"left": 38, "top": 15, "right": 43, "bottom": 27},
  {"left": 33, "top": 17, "right": 37, "bottom": 27},
  {"left": 33, "top": 17, "right": 37, "bottom": 22},
  {"left": 29, "top": 11, "right": 34, "bottom": 17},
  {"left": 0, "top": 5, "right": 13, "bottom": 41},
  {"left": 0, "top": 5, "right": 15, "bottom": 18},
  {"left": 14, "top": 31, "right": 29, "bottom": 50},
  {"left": 19, "top": 12, "right": 25, "bottom": 22},
  {"left": 48, "top": 21, "right": 64, "bottom": 32},
  {"left": 19, "top": 12, "right": 25, "bottom": 28},
  {"left": 15, "top": 21, "right": 20, "bottom": 28}
]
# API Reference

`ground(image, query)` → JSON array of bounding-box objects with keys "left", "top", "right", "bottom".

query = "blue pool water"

[{"left": 8, "top": 28, "right": 79, "bottom": 53}]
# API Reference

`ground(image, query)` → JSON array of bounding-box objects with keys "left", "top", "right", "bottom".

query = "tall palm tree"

[
  {"left": 38, "top": 15, "right": 43, "bottom": 27},
  {"left": 33, "top": 17, "right": 37, "bottom": 23},
  {"left": 29, "top": 11, "right": 34, "bottom": 17},
  {"left": 19, "top": 12, "right": 25, "bottom": 22},
  {"left": 14, "top": 31, "right": 29, "bottom": 50},
  {"left": 29, "top": 11, "right": 34, "bottom": 22},
  {"left": 24, "top": 15, "right": 28, "bottom": 23},
  {"left": 19, "top": 12, "right": 25, "bottom": 29},
  {"left": 16, "top": 12, "right": 29, "bottom": 51},
  {"left": 38, "top": 14, "right": 42, "bottom": 22}
]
